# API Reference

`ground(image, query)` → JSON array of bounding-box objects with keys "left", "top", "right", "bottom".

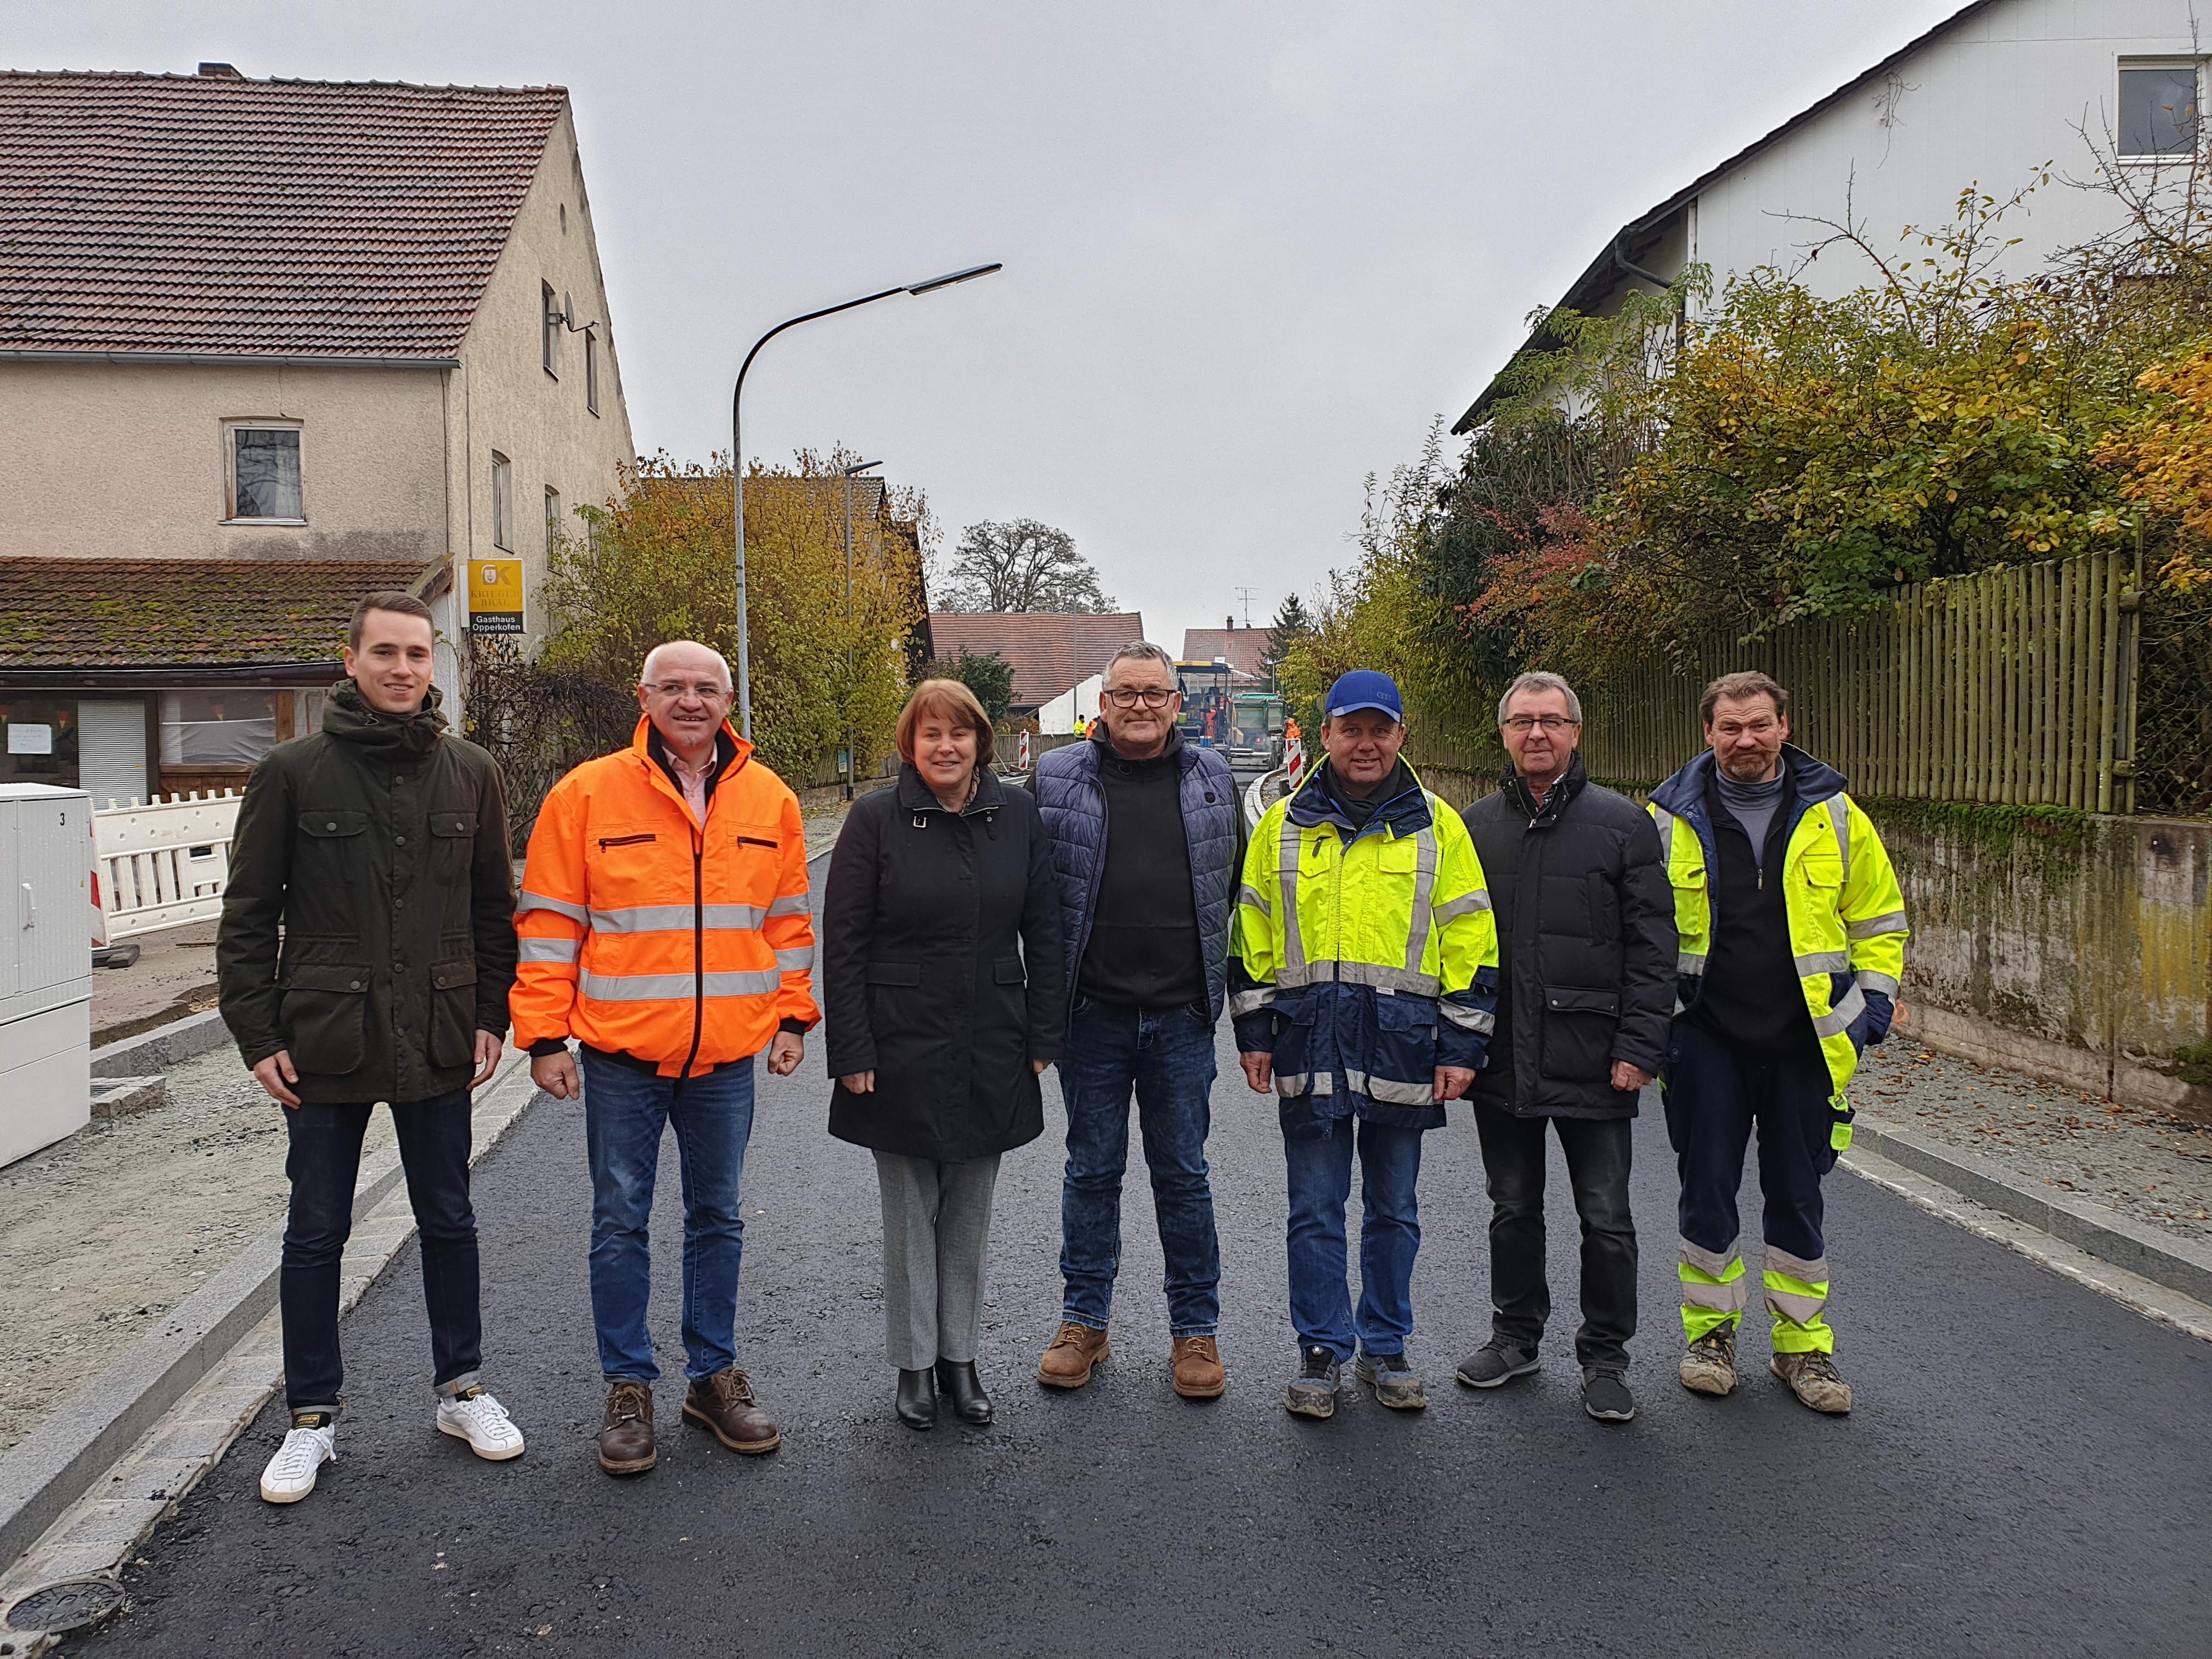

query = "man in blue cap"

[{"left": 1231, "top": 670, "right": 1499, "bottom": 1418}]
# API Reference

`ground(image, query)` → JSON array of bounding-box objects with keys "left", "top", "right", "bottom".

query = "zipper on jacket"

[
  {"left": 735, "top": 835, "right": 776, "bottom": 849},
  {"left": 676, "top": 828, "right": 706, "bottom": 1086},
  {"left": 599, "top": 833, "right": 656, "bottom": 849}
]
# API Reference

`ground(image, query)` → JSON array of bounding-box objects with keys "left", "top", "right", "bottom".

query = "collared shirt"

[{"left": 665, "top": 746, "right": 716, "bottom": 823}]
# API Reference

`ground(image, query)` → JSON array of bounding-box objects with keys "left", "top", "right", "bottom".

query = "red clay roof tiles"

[
  {"left": 0, "top": 557, "right": 440, "bottom": 666},
  {"left": 0, "top": 72, "right": 566, "bottom": 357},
  {"left": 925, "top": 612, "right": 1148, "bottom": 709}
]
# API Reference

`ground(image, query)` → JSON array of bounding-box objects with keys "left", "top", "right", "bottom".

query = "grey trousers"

[{"left": 873, "top": 1150, "right": 1002, "bottom": 1371}]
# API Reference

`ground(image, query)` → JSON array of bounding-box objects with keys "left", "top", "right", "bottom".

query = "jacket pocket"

[
  {"left": 1541, "top": 984, "right": 1620, "bottom": 1084},
  {"left": 993, "top": 956, "right": 1026, "bottom": 986},
  {"left": 429, "top": 958, "right": 478, "bottom": 1070},
  {"left": 1367, "top": 991, "right": 1439, "bottom": 1094},
  {"left": 279, "top": 962, "right": 370, "bottom": 1076},
  {"left": 430, "top": 810, "right": 475, "bottom": 882},
  {"left": 866, "top": 962, "right": 921, "bottom": 986}
]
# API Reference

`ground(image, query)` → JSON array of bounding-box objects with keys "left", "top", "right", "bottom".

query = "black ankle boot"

[
  {"left": 934, "top": 1358, "right": 992, "bottom": 1426},
  {"left": 895, "top": 1368, "right": 936, "bottom": 1430}
]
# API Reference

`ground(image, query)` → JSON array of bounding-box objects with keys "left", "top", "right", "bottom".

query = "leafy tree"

[
  {"left": 936, "top": 518, "right": 1117, "bottom": 612},
  {"left": 541, "top": 449, "right": 924, "bottom": 783},
  {"left": 921, "top": 648, "right": 1015, "bottom": 725}
]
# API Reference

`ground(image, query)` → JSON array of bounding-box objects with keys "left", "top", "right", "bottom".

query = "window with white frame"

[
  {"left": 2120, "top": 61, "right": 2200, "bottom": 157},
  {"left": 545, "top": 486, "right": 562, "bottom": 554},
  {"left": 542, "top": 281, "right": 560, "bottom": 376},
  {"left": 585, "top": 329, "right": 600, "bottom": 416},
  {"left": 225, "top": 424, "right": 303, "bottom": 521},
  {"left": 492, "top": 452, "right": 514, "bottom": 550}
]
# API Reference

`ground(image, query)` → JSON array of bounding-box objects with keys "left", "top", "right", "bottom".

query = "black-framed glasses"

[
  {"left": 1103, "top": 688, "right": 1176, "bottom": 709},
  {"left": 641, "top": 680, "right": 731, "bottom": 701},
  {"left": 1502, "top": 714, "right": 1579, "bottom": 733}
]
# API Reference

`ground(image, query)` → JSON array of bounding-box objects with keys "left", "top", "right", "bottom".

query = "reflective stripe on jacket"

[
  {"left": 511, "top": 716, "right": 819, "bottom": 1075},
  {"left": 1646, "top": 746, "right": 1908, "bottom": 1132},
  {"left": 1229, "top": 764, "right": 1498, "bottom": 1131}
]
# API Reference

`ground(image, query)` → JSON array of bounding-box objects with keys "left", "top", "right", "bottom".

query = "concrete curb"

[
  {"left": 0, "top": 1050, "right": 526, "bottom": 1579},
  {"left": 1850, "top": 1115, "right": 2212, "bottom": 1307},
  {"left": 89, "top": 1009, "right": 230, "bottom": 1080}
]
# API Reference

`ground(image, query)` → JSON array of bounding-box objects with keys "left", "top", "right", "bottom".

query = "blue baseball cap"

[{"left": 1324, "top": 670, "right": 1403, "bottom": 722}]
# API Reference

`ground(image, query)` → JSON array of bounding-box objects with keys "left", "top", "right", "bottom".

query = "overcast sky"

[{"left": 22, "top": 1, "right": 1965, "bottom": 654}]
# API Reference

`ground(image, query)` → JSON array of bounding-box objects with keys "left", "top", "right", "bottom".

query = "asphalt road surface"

[{"left": 79, "top": 864, "right": 2210, "bottom": 1657}]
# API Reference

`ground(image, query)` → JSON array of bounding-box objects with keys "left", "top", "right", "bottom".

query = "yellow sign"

[{"left": 467, "top": 558, "right": 524, "bottom": 634}]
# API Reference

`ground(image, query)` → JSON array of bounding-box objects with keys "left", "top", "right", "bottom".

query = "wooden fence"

[{"left": 1578, "top": 549, "right": 2145, "bottom": 810}]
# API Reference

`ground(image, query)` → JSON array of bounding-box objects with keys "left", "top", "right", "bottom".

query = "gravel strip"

[
  {"left": 1854, "top": 1036, "right": 2212, "bottom": 1244},
  {"left": 0, "top": 1043, "right": 396, "bottom": 1455}
]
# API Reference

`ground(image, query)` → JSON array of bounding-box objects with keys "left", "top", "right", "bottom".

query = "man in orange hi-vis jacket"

[{"left": 513, "top": 639, "right": 818, "bottom": 1478}]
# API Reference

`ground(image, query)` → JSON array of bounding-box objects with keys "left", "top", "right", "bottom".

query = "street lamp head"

[
  {"left": 844, "top": 459, "right": 883, "bottom": 476},
  {"left": 906, "top": 262, "right": 1003, "bottom": 295}
]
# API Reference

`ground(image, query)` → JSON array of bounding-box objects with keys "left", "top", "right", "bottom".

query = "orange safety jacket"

[{"left": 511, "top": 718, "right": 819, "bottom": 1076}]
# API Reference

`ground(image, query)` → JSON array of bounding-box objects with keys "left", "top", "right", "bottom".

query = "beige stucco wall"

[
  {"left": 445, "top": 103, "right": 637, "bottom": 649},
  {"left": 0, "top": 357, "right": 449, "bottom": 564}
]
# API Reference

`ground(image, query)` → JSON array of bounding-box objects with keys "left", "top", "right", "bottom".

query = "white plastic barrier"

[{"left": 91, "top": 791, "right": 242, "bottom": 940}]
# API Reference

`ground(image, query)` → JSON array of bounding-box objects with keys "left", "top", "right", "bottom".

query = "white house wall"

[
  {"left": 1688, "top": 0, "right": 2208, "bottom": 306},
  {"left": 449, "top": 104, "right": 637, "bottom": 654}
]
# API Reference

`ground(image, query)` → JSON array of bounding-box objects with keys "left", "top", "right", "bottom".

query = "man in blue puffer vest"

[{"left": 1033, "top": 641, "right": 1244, "bottom": 1400}]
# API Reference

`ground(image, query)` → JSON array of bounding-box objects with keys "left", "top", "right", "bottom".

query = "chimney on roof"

[
  {"left": 1226, "top": 614, "right": 1234, "bottom": 630},
  {"left": 197, "top": 61, "right": 243, "bottom": 78}
]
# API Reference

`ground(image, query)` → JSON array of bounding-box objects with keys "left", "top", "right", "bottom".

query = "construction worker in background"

[
  {"left": 1231, "top": 670, "right": 1498, "bottom": 1420},
  {"left": 1646, "top": 670, "right": 1908, "bottom": 1414}
]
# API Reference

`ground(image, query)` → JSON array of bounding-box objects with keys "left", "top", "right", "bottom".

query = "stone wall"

[{"left": 1867, "top": 801, "right": 2212, "bottom": 1119}]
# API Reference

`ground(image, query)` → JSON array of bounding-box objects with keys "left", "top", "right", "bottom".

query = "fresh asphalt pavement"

[{"left": 79, "top": 861, "right": 2210, "bottom": 1658}]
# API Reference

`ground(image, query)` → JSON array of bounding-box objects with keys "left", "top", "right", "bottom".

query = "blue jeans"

[
  {"left": 281, "top": 1088, "right": 479, "bottom": 1412},
  {"left": 580, "top": 1048, "right": 755, "bottom": 1384},
  {"left": 1057, "top": 999, "right": 1222, "bottom": 1336},
  {"left": 1283, "top": 1118, "right": 1425, "bottom": 1363}
]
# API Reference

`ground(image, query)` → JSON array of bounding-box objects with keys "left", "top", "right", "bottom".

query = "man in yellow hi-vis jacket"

[
  {"left": 1231, "top": 672, "right": 1499, "bottom": 1421},
  {"left": 1647, "top": 670, "right": 1908, "bottom": 1414}
]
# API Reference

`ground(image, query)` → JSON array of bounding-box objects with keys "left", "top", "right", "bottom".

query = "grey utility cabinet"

[{"left": 0, "top": 783, "right": 95, "bottom": 1166}]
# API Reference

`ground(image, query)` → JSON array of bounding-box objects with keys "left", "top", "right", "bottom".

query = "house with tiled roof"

[
  {"left": 0, "top": 63, "right": 635, "bottom": 801},
  {"left": 924, "top": 612, "right": 1147, "bottom": 717},
  {"left": 1178, "top": 624, "right": 1272, "bottom": 685}
]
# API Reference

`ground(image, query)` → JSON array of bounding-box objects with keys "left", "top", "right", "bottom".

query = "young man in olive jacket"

[
  {"left": 1458, "top": 672, "right": 1675, "bottom": 1423},
  {"left": 218, "top": 593, "right": 522, "bottom": 1504}
]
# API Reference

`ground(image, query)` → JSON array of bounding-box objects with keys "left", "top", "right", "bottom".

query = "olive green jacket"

[{"left": 217, "top": 681, "right": 519, "bottom": 1105}]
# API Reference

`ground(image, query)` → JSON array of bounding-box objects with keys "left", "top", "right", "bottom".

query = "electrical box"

[{"left": 0, "top": 783, "right": 94, "bottom": 1166}]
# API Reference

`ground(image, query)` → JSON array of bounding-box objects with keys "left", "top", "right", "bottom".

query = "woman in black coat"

[{"left": 823, "top": 679, "right": 1064, "bottom": 1430}]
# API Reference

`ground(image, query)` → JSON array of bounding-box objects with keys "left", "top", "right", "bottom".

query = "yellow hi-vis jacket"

[
  {"left": 1646, "top": 747, "right": 1908, "bottom": 1143},
  {"left": 1229, "top": 764, "right": 1498, "bottom": 1131}
]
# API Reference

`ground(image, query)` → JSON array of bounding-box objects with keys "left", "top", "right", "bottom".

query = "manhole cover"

[{"left": 5, "top": 1576, "right": 125, "bottom": 1633}]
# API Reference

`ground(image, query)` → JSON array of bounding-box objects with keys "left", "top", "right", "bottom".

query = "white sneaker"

[
  {"left": 259, "top": 1419, "right": 336, "bottom": 1504},
  {"left": 436, "top": 1387, "right": 526, "bottom": 1460}
]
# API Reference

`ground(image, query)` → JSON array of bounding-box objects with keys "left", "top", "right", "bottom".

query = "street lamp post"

[
  {"left": 729, "top": 263, "right": 1002, "bottom": 740},
  {"left": 842, "top": 458, "right": 882, "bottom": 800}
]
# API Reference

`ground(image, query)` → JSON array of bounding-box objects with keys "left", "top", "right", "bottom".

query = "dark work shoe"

[
  {"left": 682, "top": 1367, "right": 781, "bottom": 1453},
  {"left": 934, "top": 1358, "right": 992, "bottom": 1426},
  {"left": 596, "top": 1383, "right": 655, "bottom": 1476},
  {"left": 895, "top": 1368, "right": 936, "bottom": 1431},
  {"left": 1284, "top": 1346, "right": 1341, "bottom": 1419},
  {"left": 1354, "top": 1351, "right": 1429, "bottom": 1410},
  {"left": 1455, "top": 1338, "right": 1541, "bottom": 1390},
  {"left": 1583, "top": 1369, "right": 1636, "bottom": 1423}
]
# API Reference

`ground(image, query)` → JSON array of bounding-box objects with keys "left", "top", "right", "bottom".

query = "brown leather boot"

[
  {"left": 682, "top": 1367, "right": 781, "bottom": 1453},
  {"left": 597, "top": 1381, "right": 655, "bottom": 1475},
  {"left": 1036, "top": 1322, "right": 1110, "bottom": 1389},
  {"left": 1172, "top": 1335, "right": 1226, "bottom": 1400}
]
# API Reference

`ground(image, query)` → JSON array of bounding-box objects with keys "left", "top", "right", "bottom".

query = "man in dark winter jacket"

[
  {"left": 1033, "top": 641, "right": 1242, "bottom": 1400},
  {"left": 1458, "top": 672, "right": 1674, "bottom": 1423},
  {"left": 218, "top": 592, "right": 522, "bottom": 1505}
]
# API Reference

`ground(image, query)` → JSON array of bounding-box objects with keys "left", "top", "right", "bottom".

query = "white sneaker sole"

[
  {"left": 259, "top": 1479, "right": 317, "bottom": 1504},
  {"left": 438, "top": 1420, "right": 527, "bottom": 1460}
]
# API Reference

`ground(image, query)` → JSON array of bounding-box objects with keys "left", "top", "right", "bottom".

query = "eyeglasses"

[
  {"left": 641, "top": 680, "right": 731, "bottom": 701},
  {"left": 1502, "top": 715, "right": 1580, "bottom": 733},
  {"left": 1103, "top": 688, "right": 1176, "bottom": 709}
]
